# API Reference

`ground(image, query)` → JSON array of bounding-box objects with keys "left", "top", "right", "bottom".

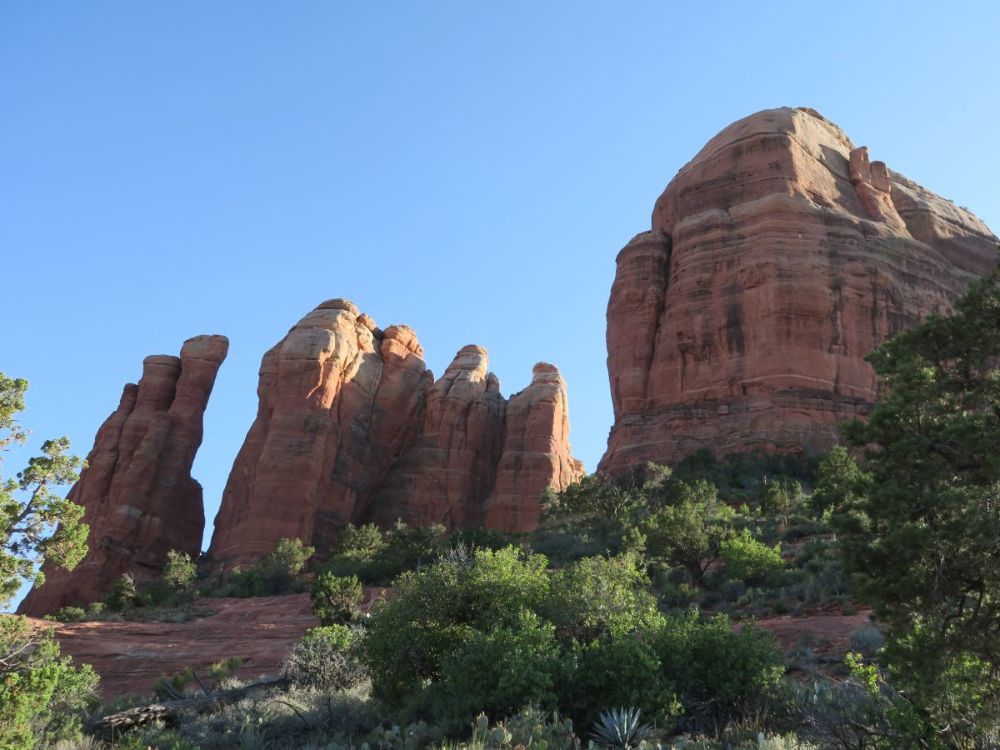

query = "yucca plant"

[{"left": 590, "top": 707, "right": 652, "bottom": 750}]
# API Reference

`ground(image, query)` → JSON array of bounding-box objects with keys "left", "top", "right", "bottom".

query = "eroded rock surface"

[
  {"left": 368, "top": 345, "right": 507, "bottom": 528},
  {"left": 19, "top": 336, "right": 228, "bottom": 615},
  {"left": 600, "top": 107, "right": 997, "bottom": 474},
  {"left": 209, "top": 303, "right": 582, "bottom": 567},
  {"left": 485, "top": 364, "right": 585, "bottom": 532}
]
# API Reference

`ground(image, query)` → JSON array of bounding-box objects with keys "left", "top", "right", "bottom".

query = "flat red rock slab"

[
  {"left": 28, "top": 590, "right": 372, "bottom": 700},
  {"left": 739, "top": 609, "right": 874, "bottom": 654}
]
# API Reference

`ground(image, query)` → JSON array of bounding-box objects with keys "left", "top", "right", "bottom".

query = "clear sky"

[{"left": 3, "top": 2, "right": 998, "bottom": 607}]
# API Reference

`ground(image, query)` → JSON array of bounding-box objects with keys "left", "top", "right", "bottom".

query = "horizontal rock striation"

[
  {"left": 209, "top": 302, "right": 583, "bottom": 567},
  {"left": 600, "top": 107, "right": 997, "bottom": 475},
  {"left": 19, "top": 335, "right": 229, "bottom": 615}
]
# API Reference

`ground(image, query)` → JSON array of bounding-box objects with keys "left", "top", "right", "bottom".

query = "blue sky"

[{"left": 2, "top": 2, "right": 998, "bottom": 606}]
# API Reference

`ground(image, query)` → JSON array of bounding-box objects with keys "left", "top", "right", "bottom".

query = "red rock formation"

[
  {"left": 209, "top": 307, "right": 583, "bottom": 566},
  {"left": 368, "top": 345, "right": 507, "bottom": 528},
  {"left": 208, "top": 300, "right": 432, "bottom": 564},
  {"left": 19, "top": 336, "right": 228, "bottom": 615},
  {"left": 485, "top": 363, "right": 585, "bottom": 532},
  {"left": 600, "top": 107, "right": 997, "bottom": 475}
]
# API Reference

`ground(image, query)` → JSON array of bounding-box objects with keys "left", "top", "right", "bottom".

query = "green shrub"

[
  {"left": 282, "top": 624, "right": 365, "bottom": 691},
  {"left": 163, "top": 549, "right": 197, "bottom": 591},
  {"left": 324, "top": 521, "right": 447, "bottom": 584},
  {"left": 560, "top": 631, "right": 677, "bottom": 726},
  {"left": 432, "top": 611, "right": 562, "bottom": 730},
  {"left": 226, "top": 537, "right": 315, "bottom": 596},
  {"left": 759, "top": 478, "right": 802, "bottom": 517},
  {"left": 135, "top": 579, "right": 187, "bottom": 608},
  {"left": 642, "top": 481, "right": 734, "bottom": 586},
  {"left": 364, "top": 546, "right": 551, "bottom": 716},
  {"left": 542, "top": 553, "right": 659, "bottom": 642},
  {"left": 720, "top": 529, "right": 783, "bottom": 583},
  {"left": 153, "top": 667, "right": 195, "bottom": 699},
  {"left": 311, "top": 572, "right": 363, "bottom": 625},
  {"left": 53, "top": 605, "right": 86, "bottom": 623},
  {"left": 0, "top": 616, "right": 99, "bottom": 748},
  {"left": 655, "top": 609, "right": 785, "bottom": 730},
  {"left": 105, "top": 572, "right": 138, "bottom": 610}
]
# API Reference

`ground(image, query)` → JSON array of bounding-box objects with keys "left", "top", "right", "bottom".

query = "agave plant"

[{"left": 589, "top": 707, "right": 652, "bottom": 750}]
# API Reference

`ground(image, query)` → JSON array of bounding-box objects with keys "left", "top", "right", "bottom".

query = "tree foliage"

[
  {"left": 0, "top": 373, "right": 87, "bottom": 607},
  {"left": 0, "top": 615, "right": 99, "bottom": 748},
  {"left": 311, "top": 571, "right": 363, "bottom": 625},
  {"left": 363, "top": 545, "right": 784, "bottom": 732},
  {"left": 642, "top": 480, "right": 734, "bottom": 585},
  {"left": 838, "top": 252, "right": 1000, "bottom": 742},
  {"left": 162, "top": 550, "right": 197, "bottom": 592}
]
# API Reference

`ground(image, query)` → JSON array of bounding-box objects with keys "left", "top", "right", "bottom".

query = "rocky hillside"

[{"left": 601, "top": 106, "right": 997, "bottom": 475}]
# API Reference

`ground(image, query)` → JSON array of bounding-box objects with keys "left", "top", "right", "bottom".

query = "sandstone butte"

[
  {"left": 599, "top": 106, "right": 998, "bottom": 476},
  {"left": 208, "top": 299, "right": 584, "bottom": 567},
  {"left": 18, "top": 335, "right": 229, "bottom": 616}
]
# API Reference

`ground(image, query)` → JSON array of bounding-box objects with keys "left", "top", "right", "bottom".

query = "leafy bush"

[
  {"left": 808, "top": 446, "right": 864, "bottom": 516},
  {"left": 560, "top": 630, "right": 677, "bottom": 726},
  {"left": 542, "top": 553, "right": 659, "bottom": 641},
  {"left": 53, "top": 605, "right": 86, "bottom": 623},
  {"left": 163, "top": 549, "right": 197, "bottom": 591},
  {"left": 282, "top": 624, "right": 366, "bottom": 691},
  {"left": 324, "top": 521, "right": 448, "bottom": 584},
  {"left": 720, "top": 529, "right": 783, "bottom": 583},
  {"left": 105, "top": 572, "right": 138, "bottom": 610},
  {"left": 225, "top": 537, "right": 315, "bottom": 596},
  {"left": 848, "top": 625, "right": 885, "bottom": 657},
  {"left": 365, "top": 546, "right": 551, "bottom": 714},
  {"left": 759, "top": 478, "right": 802, "bottom": 517},
  {"left": 642, "top": 481, "right": 734, "bottom": 586},
  {"left": 311, "top": 571, "right": 363, "bottom": 625},
  {"left": 433, "top": 611, "right": 562, "bottom": 729},
  {"left": 656, "top": 609, "right": 785, "bottom": 731},
  {"left": 0, "top": 616, "right": 99, "bottom": 749}
]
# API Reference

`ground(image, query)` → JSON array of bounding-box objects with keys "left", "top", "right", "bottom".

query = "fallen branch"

[{"left": 90, "top": 676, "right": 290, "bottom": 738}]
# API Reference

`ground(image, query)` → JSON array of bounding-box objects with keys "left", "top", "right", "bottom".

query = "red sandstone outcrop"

[
  {"left": 209, "top": 300, "right": 432, "bottom": 564},
  {"left": 485, "top": 364, "right": 585, "bottom": 532},
  {"left": 368, "top": 345, "right": 507, "bottom": 528},
  {"left": 19, "top": 336, "right": 228, "bottom": 615},
  {"left": 600, "top": 107, "right": 997, "bottom": 474},
  {"left": 209, "top": 304, "right": 582, "bottom": 566}
]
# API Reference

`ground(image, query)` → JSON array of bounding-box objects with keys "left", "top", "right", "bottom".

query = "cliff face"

[
  {"left": 209, "top": 301, "right": 583, "bottom": 567},
  {"left": 19, "top": 336, "right": 229, "bottom": 616},
  {"left": 600, "top": 107, "right": 997, "bottom": 475},
  {"left": 484, "top": 363, "right": 585, "bottom": 532}
]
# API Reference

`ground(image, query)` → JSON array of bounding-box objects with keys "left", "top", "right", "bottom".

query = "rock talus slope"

[
  {"left": 600, "top": 107, "right": 997, "bottom": 474},
  {"left": 19, "top": 335, "right": 229, "bottom": 615},
  {"left": 209, "top": 302, "right": 583, "bottom": 567}
]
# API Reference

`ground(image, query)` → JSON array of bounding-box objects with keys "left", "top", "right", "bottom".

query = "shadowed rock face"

[
  {"left": 484, "top": 364, "right": 585, "bottom": 532},
  {"left": 209, "top": 303, "right": 583, "bottom": 567},
  {"left": 600, "top": 107, "right": 998, "bottom": 475},
  {"left": 368, "top": 345, "right": 507, "bottom": 529},
  {"left": 18, "top": 335, "right": 229, "bottom": 616}
]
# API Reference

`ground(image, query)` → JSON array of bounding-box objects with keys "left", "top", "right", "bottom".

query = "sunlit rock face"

[
  {"left": 600, "top": 107, "right": 997, "bottom": 475},
  {"left": 209, "top": 301, "right": 583, "bottom": 567},
  {"left": 19, "top": 335, "right": 229, "bottom": 615}
]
